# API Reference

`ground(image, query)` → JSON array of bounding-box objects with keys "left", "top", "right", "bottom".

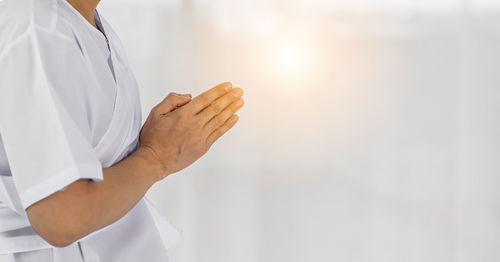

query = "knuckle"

[
  {"left": 151, "top": 106, "right": 161, "bottom": 115},
  {"left": 214, "top": 115, "right": 225, "bottom": 127},
  {"left": 175, "top": 111, "right": 186, "bottom": 121},
  {"left": 212, "top": 131, "right": 223, "bottom": 142},
  {"left": 222, "top": 121, "right": 232, "bottom": 130},
  {"left": 207, "top": 93, "right": 217, "bottom": 103},
  {"left": 211, "top": 103, "right": 224, "bottom": 114},
  {"left": 199, "top": 96, "right": 211, "bottom": 106},
  {"left": 165, "top": 93, "right": 178, "bottom": 104},
  {"left": 211, "top": 128, "right": 221, "bottom": 137}
]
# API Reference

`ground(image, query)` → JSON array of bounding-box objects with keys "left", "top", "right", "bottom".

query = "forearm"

[
  {"left": 86, "top": 148, "right": 163, "bottom": 234},
  {"left": 27, "top": 147, "right": 165, "bottom": 247}
]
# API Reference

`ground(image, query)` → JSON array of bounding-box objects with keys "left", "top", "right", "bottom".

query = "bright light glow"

[
  {"left": 266, "top": 37, "right": 317, "bottom": 87},
  {"left": 276, "top": 41, "right": 304, "bottom": 73},
  {"left": 257, "top": 36, "right": 323, "bottom": 97}
]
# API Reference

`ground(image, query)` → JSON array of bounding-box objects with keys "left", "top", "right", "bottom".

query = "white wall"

[{"left": 99, "top": 1, "right": 500, "bottom": 261}]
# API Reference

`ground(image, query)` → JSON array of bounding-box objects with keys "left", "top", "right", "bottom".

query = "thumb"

[{"left": 154, "top": 92, "right": 192, "bottom": 114}]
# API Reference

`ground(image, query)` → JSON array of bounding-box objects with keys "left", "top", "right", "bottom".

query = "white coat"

[{"left": 0, "top": 0, "right": 180, "bottom": 260}]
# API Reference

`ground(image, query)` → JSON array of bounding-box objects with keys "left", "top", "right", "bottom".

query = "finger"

[
  {"left": 185, "top": 82, "right": 233, "bottom": 114},
  {"left": 171, "top": 94, "right": 193, "bottom": 111},
  {"left": 196, "top": 87, "right": 243, "bottom": 123},
  {"left": 153, "top": 93, "right": 192, "bottom": 115},
  {"left": 203, "top": 98, "right": 244, "bottom": 133},
  {"left": 206, "top": 114, "right": 239, "bottom": 146}
]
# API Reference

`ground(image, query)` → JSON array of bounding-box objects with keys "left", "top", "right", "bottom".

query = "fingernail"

[
  {"left": 232, "top": 115, "right": 239, "bottom": 122},
  {"left": 232, "top": 89, "right": 243, "bottom": 97},
  {"left": 235, "top": 99, "right": 243, "bottom": 106},
  {"left": 224, "top": 82, "right": 232, "bottom": 91}
]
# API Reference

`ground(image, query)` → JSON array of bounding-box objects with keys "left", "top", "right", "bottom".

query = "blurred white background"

[{"left": 97, "top": 0, "right": 500, "bottom": 261}]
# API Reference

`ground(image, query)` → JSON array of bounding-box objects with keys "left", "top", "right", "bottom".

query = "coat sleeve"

[{"left": 0, "top": 30, "right": 104, "bottom": 210}]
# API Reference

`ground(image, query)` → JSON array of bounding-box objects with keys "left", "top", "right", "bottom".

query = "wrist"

[{"left": 132, "top": 146, "right": 170, "bottom": 182}]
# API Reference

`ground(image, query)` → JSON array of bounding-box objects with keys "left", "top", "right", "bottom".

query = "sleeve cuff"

[{"left": 19, "top": 163, "right": 103, "bottom": 209}]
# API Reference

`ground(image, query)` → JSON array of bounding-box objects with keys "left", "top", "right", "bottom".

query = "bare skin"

[
  {"left": 66, "top": 0, "right": 100, "bottom": 28},
  {"left": 26, "top": 0, "right": 245, "bottom": 247}
]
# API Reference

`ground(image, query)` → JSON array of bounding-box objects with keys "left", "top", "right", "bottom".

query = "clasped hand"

[{"left": 138, "top": 82, "right": 244, "bottom": 181}]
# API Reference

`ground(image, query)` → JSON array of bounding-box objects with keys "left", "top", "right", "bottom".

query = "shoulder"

[
  {"left": 0, "top": 0, "right": 34, "bottom": 50},
  {"left": 0, "top": 0, "right": 83, "bottom": 59}
]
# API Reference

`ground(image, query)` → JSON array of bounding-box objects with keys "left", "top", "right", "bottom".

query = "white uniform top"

[{"left": 0, "top": 0, "right": 180, "bottom": 260}]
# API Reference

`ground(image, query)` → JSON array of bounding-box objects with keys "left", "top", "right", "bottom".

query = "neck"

[{"left": 66, "top": 0, "right": 100, "bottom": 28}]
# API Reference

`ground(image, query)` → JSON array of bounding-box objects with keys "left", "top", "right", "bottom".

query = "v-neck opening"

[
  {"left": 60, "top": 1, "right": 118, "bottom": 84},
  {"left": 94, "top": 11, "right": 117, "bottom": 83},
  {"left": 94, "top": 11, "right": 108, "bottom": 44},
  {"left": 60, "top": 0, "right": 106, "bottom": 40}
]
